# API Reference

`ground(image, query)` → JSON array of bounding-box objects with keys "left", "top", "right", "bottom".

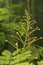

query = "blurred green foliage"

[{"left": 0, "top": 0, "right": 27, "bottom": 52}]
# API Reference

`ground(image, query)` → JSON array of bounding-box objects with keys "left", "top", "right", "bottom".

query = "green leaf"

[
  {"left": 2, "top": 50, "right": 11, "bottom": 56},
  {"left": 38, "top": 60, "right": 43, "bottom": 65}
]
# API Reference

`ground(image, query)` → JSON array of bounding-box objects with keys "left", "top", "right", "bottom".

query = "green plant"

[
  {"left": 0, "top": 10, "right": 43, "bottom": 65},
  {"left": 0, "top": 0, "right": 43, "bottom": 65},
  {"left": 0, "top": 49, "right": 43, "bottom": 65},
  {"left": 0, "top": 50, "right": 32, "bottom": 65}
]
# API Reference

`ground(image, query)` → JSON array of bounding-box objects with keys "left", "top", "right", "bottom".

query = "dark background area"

[{"left": 34, "top": 0, "right": 43, "bottom": 46}]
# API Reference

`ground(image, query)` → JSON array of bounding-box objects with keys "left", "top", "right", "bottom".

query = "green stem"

[
  {"left": 25, "top": 20, "right": 30, "bottom": 48},
  {"left": 17, "top": 33, "right": 25, "bottom": 47},
  {"left": 16, "top": 44, "right": 19, "bottom": 65},
  {"left": 7, "top": 40, "right": 16, "bottom": 49}
]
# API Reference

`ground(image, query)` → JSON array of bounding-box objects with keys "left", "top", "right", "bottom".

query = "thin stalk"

[
  {"left": 6, "top": 40, "right": 16, "bottom": 49},
  {"left": 25, "top": 15, "right": 30, "bottom": 47},
  {"left": 16, "top": 44, "right": 19, "bottom": 65},
  {"left": 17, "top": 33, "right": 25, "bottom": 47}
]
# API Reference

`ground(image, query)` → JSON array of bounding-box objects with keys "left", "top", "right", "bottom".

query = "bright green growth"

[{"left": 0, "top": 48, "right": 43, "bottom": 65}]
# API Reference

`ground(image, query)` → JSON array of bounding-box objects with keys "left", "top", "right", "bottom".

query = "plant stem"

[
  {"left": 16, "top": 44, "right": 19, "bottom": 65},
  {"left": 6, "top": 40, "right": 16, "bottom": 49}
]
